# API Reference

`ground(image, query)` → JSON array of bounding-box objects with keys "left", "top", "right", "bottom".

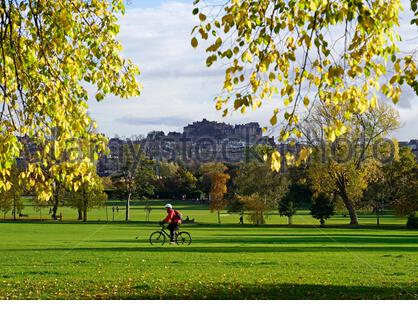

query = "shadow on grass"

[
  {"left": 94, "top": 233, "right": 418, "bottom": 245},
  {"left": 108, "top": 282, "right": 418, "bottom": 300},
  {"left": 3, "top": 245, "right": 418, "bottom": 253}
]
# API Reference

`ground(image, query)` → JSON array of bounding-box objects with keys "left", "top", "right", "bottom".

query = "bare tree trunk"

[
  {"left": 82, "top": 189, "right": 88, "bottom": 222},
  {"left": 336, "top": 175, "right": 359, "bottom": 225},
  {"left": 12, "top": 194, "right": 16, "bottom": 221},
  {"left": 339, "top": 189, "right": 358, "bottom": 225},
  {"left": 52, "top": 199, "right": 59, "bottom": 220},
  {"left": 217, "top": 210, "right": 221, "bottom": 224},
  {"left": 125, "top": 193, "right": 131, "bottom": 221},
  {"left": 51, "top": 186, "right": 60, "bottom": 220},
  {"left": 288, "top": 215, "right": 292, "bottom": 225},
  {"left": 78, "top": 209, "right": 83, "bottom": 220}
]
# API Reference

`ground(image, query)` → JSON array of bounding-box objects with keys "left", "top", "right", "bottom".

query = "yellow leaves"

[
  {"left": 370, "top": 95, "right": 378, "bottom": 109},
  {"left": 296, "top": 147, "right": 312, "bottom": 167},
  {"left": 199, "top": 13, "right": 206, "bottom": 22},
  {"left": 285, "top": 152, "right": 294, "bottom": 166},
  {"left": 271, "top": 151, "right": 281, "bottom": 172},
  {"left": 191, "top": 37, "right": 198, "bottom": 48},
  {"left": 303, "top": 96, "right": 310, "bottom": 106},
  {"left": 242, "top": 51, "right": 253, "bottom": 63},
  {"left": 325, "top": 127, "right": 336, "bottom": 142}
]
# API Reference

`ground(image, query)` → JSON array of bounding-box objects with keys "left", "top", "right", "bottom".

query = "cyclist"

[{"left": 160, "top": 204, "right": 182, "bottom": 244}]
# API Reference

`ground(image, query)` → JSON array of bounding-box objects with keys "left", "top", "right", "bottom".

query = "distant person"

[
  {"left": 112, "top": 206, "right": 115, "bottom": 213},
  {"left": 239, "top": 215, "right": 244, "bottom": 224},
  {"left": 160, "top": 204, "right": 182, "bottom": 244},
  {"left": 116, "top": 206, "right": 119, "bottom": 212},
  {"left": 185, "top": 216, "right": 190, "bottom": 223}
]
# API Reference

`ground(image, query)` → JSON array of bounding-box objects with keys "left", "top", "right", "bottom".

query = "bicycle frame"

[{"left": 159, "top": 225, "right": 180, "bottom": 239}]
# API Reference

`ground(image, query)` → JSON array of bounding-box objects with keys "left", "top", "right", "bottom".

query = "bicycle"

[{"left": 149, "top": 223, "right": 192, "bottom": 246}]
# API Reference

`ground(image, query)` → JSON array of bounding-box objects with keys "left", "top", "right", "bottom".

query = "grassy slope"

[{"left": 0, "top": 219, "right": 417, "bottom": 299}]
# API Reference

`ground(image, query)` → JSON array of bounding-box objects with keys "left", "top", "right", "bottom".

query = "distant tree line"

[{"left": 0, "top": 105, "right": 417, "bottom": 226}]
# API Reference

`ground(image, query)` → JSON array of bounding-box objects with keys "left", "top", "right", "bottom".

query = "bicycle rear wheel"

[
  {"left": 176, "top": 231, "right": 192, "bottom": 245},
  {"left": 149, "top": 231, "right": 166, "bottom": 245}
]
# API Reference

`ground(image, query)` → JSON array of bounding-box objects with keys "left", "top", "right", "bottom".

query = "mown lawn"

[{"left": 0, "top": 219, "right": 417, "bottom": 299}]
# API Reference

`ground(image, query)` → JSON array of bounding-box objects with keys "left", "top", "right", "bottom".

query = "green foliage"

[
  {"left": 235, "top": 161, "right": 289, "bottom": 209},
  {"left": 155, "top": 162, "right": 197, "bottom": 198},
  {"left": 279, "top": 193, "right": 296, "bottom": 217},
  {"left": 406, "top": 216, "right": 418, "bottom": 229},
  {"left": 310, "top": 192, "right": 335, "bottom": 226},
  {"left": 0, "top": 1, "right": 140, "bottom": 200},
  {"left": 384, "top": 147, "right": 418, "bottom": 217},
  {"left": 226, "top": 196, "right": 244, "bottom": 213},
  {"left": 112, "top": 144, "right": 156, "bottom": 220}
]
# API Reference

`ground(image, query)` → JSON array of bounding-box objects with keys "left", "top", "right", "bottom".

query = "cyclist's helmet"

[{"left": 165, "top": 203, "right": 173, "bottom": 209}]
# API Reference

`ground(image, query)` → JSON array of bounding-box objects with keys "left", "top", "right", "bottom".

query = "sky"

[{"left": 87, "top": 0, "right": 418, "bottom": 141}]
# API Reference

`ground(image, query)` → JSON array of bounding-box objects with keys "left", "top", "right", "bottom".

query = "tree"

[
  {"left": 144, "top": 202, "right": 153, "bottom": 222},
  {"left": 304, "top": 102, "right": 399, "bottom": 224},
  {"left": 0, "top": 165, "right": 24, "bottom": 220},
  {"left": 112, "top": 143, "right": 153, "bottom": 221},
  {"left": 192, "top": 0, "right": 417, "bottom": 168},
  {"left": 385, "top": 147, "right": 418, "bottom": 218},
  {"left": 361, "top": 167, "right": 388, "bottom": 226},
  {"left": 235, "top": 160, "right": 288, "bottom": 208},
  {"left": 0, "top": 1, "right": 140, "bottom": 200},
  {"left": 134, "top": 156, "right": 157, "bottom": 199},
  {"left": 209, "top": 172, "right": 230, "bottom": 224},
  {"left": 238, "top": 194, "right": 269, "bottom": 225},
  {"left": 310, "top": 193, "right": 335, "bottom": 226},
  {"left": 278, "top": 193, "right": 297, "bottom": 225},
  {"left": 66, "top": 172, "right": 107, "bottom": 222},
  {"left": 199, "top": 162, "right": 228, "bottom": 196}
]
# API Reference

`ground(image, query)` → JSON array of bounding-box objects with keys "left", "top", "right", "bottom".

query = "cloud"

[
  {"left": 86, "top": 0, "right": 418, "bottom": 140},
  {"left": 116, "top": 115, "right": 192, "bottom": 127}
]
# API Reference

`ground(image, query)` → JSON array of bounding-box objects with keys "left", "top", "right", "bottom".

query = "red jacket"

[{"left": 163, "top": 209, "right": 181, "bottom": 224}]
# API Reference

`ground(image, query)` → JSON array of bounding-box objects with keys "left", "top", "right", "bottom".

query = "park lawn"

[{"left": 0, "top": 221, "right": 417, "bottom": 299}]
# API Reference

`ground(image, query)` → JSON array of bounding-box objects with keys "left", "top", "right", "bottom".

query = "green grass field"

[{"left": 0, "top": 201, "right": 417, "bottom": 299}]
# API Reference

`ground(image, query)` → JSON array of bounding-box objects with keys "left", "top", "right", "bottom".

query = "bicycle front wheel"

[
  {"left": 149, "top": 231, "right": 166, "bottom": 245},
  {"left": 176, "top": 232, "right": 192, "bottom": 245}
]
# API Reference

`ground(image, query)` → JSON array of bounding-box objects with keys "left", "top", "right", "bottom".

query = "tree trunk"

[
  {"left": 288, "top": 215, "right": 293, "bottom": 225},
  {"left": 125, "top": 193, "right": 131, "bottom": 221},
  {"left": 51, "top": 187, "right": 60, "bottom": 220},
  {"left": 12, "top": 193, "right": 17, "bottom": 220},
  {"left": 217, "top": 210, "right": 221, "bottom": 224},
  {"left": 82, "top": 189, "right": 88, "bottom": 222},
  {"left": 78, "top": 209, "right": 83, "bottom": 220},
  {"left": 337, "top": 183, "right": 359, "bottom": 225},
  {"left": 320, "top": 218, "right": 325, "bottom": 226},
  {"left": 52, "top": 201, "right": 58, "bottom": 220}
]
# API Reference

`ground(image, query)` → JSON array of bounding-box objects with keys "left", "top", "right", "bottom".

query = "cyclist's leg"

[
  {"left": 174, "top": 223, "right": 179, "bottom": 240},
  {"left": 168, "top": 223, "right": 175, "bottom": 242}
]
